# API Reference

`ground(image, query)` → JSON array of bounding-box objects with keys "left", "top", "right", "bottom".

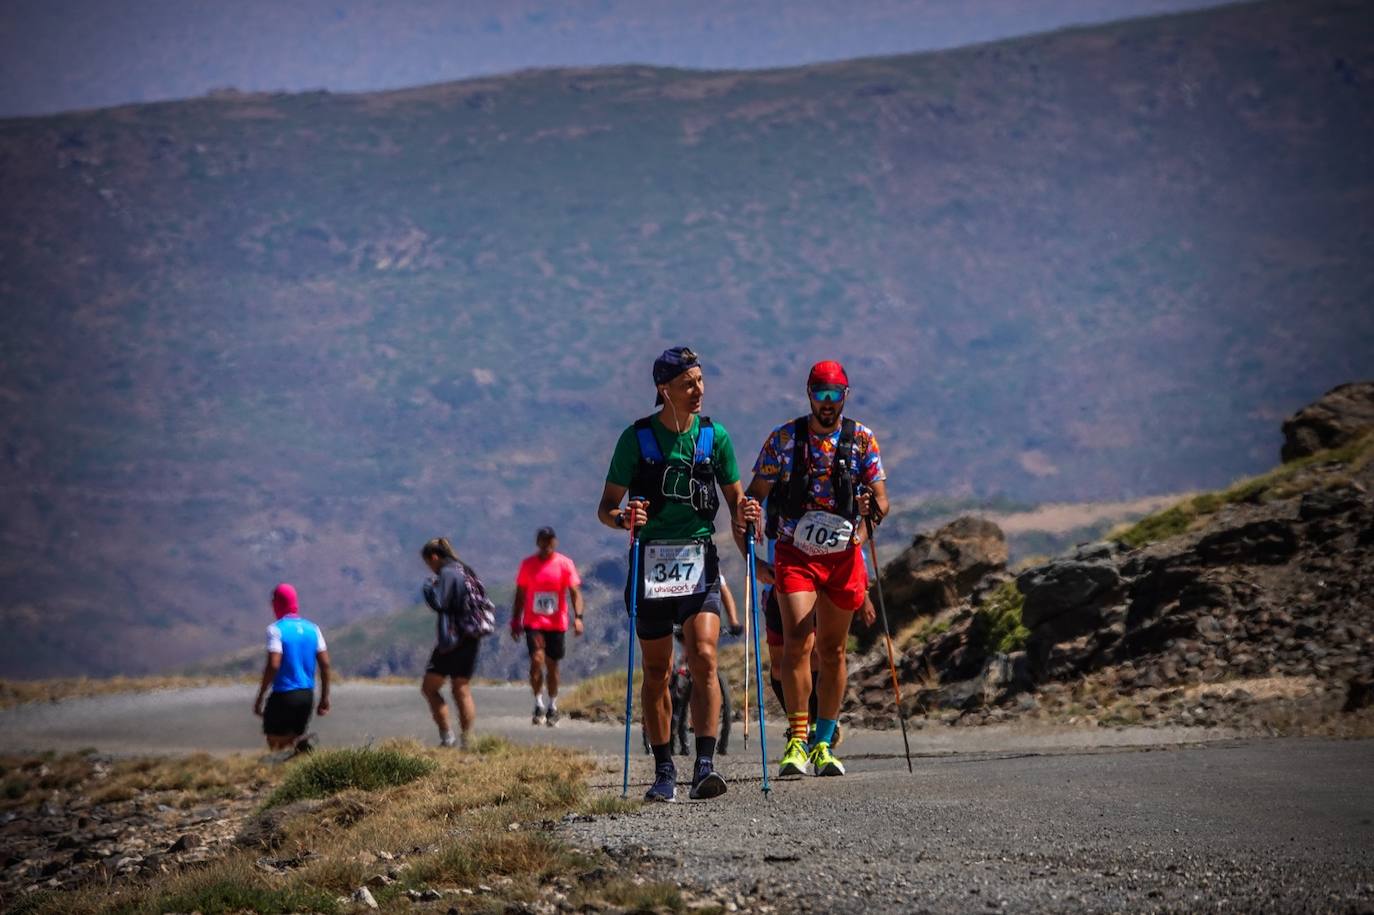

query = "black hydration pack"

[
  {"left": 765, "top": 416, "right": 860, "bottom": 539},
  {"left": 629, "top": 415, "right": 720, "bottom": 525}
]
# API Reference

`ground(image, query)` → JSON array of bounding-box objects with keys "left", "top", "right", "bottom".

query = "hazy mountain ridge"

[{"left": 2, "top": 0, "right": 1372, "bottom": 677}]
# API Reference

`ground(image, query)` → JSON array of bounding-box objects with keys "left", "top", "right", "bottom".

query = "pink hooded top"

[{"left": 272, "top": 583, "right": 299, "bottom": 620}]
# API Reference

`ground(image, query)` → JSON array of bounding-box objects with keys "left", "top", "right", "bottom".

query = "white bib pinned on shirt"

[
  {"left": 792, "top": 510, "right": 855, "bottom": 556},
  {"left": 642, "top": 541, "right": 708, "bottom": 599}
]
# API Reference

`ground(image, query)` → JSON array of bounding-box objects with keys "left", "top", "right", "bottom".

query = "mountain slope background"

[
  {"left": 2, "top": 0, "right": 1372, "bottom": 677},
  {"left": 0, "top": 0, "right": 1235, "bottom": 117}
]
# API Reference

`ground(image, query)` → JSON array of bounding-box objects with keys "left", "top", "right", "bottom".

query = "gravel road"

[
  {"left": 572, "top": 737, "right": 1374, "bottom": 914},
  {"left": 4, "top": 684, "right": 1370, "bottom": 912}
]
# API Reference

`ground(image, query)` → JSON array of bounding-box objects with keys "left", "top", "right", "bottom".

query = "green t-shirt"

[{"left": 606, "top": 414, "right": 740, "bottom": 541}]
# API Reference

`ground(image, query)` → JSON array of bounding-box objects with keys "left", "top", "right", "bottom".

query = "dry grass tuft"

[
  {"left": 894, "top": 611, "right": 954, "bottom": 652},
  {"left": 4, "top": 739, "right": 668, "bottom": 915},
  {"left": 0, "top": 751, "right": 271, "bottom": 810},
  {"left": 0, "top": 676, "right": 246, "bottom": 710}
]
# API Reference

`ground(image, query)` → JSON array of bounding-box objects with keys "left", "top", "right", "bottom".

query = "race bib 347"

[{"left": 642, "top": 541, "right": 707, "bottom": 599}]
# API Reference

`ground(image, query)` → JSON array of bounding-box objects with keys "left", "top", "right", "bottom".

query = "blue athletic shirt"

[{"left": 266, "top": 616, "right": 327, "bottom": 692}]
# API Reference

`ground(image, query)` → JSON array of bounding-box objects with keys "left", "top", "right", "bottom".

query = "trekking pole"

[
  {"left": 742, "top": 578, "right": 750, "bottom": 749},
  {"left": 865, "top": 515, "right": 914, "bottom": 773},
  {"left": 745, "top": 521, "right": 771, "bottom": 797},
  {"left": 622, "top": 500, "right": 643, "bottom": 798}
]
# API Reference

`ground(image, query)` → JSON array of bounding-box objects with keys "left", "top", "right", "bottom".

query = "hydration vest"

[
  {"left": 629, "top": 415, "right": 720, "bottom": 525},
  {"left": 765, "top": 416, "right": 860, "bottom": 538}
]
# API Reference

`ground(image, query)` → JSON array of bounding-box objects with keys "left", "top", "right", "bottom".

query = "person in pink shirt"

[{"left": 511, "top": 526, "right": 584, "bottom": 726}]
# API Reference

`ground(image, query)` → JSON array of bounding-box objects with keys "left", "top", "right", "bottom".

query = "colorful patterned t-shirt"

[{"left": 751, "top": 418, "right": 884, "bottom": 547}]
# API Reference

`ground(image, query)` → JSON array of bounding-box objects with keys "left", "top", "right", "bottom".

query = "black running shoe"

[
  {"left": 644, "top": 762, "right": 677, "bottom": 803},
  {"left": 688, "top": 757, "right": 727, "bottom": 800}
]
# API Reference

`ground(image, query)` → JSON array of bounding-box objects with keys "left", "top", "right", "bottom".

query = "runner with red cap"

[{"left": 736, "top": 360, "right": 885, "bottom": 777}]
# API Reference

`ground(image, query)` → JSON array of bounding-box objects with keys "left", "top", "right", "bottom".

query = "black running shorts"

[
  {"left": 624, "top": 539, "right": 722, "bottom": 641},
  {"left": 525, "top": 628, "right": 567, "bottom": 662},
  {"left": 764, "top": 586, "right": 783, "bottom": 646},
  {"left": 263, "top": 688, "right": 313, "bottom": 736},
  {"left": 426, "top": 638, "right": 480, "bottom": 679}
]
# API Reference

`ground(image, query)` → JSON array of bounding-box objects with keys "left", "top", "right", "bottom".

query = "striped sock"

[{"left": 788, "top": 712, "right": 809, "bottom": 742}]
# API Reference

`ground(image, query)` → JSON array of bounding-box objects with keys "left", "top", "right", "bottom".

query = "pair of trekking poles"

[{"left": 621, "top": 504, "right": 912, "bottom": 798}]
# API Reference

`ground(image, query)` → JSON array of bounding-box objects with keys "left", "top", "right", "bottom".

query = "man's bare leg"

[
  {"left": 683, "top": 611, "right": 721, "bottom": 740},
  {"left": 639, "top": 636, "right": 674, "bottom": 748},
  {"left": 813, "top": 594, "right": 854, "bottom": 721},
  {"left": 778, "top": 589, "right": 820, "bottom": 728}
]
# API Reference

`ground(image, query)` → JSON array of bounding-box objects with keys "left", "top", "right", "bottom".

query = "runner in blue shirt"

[{"left": 253, "top": 583, "right": 331, "bottom": 753}]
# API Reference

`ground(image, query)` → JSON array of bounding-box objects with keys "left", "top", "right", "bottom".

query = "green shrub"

[
  {"left": 972, "top": 582, "right": 1029, "bottom": 655},
  {"left": 1115, "top": 503, "right": 1195, "bottom": 548},
  {"left": 1115, "top": 432, "right": 1374, "bottom": 549},
  {"left": 263, "top": 747, "right": 435, "bottom": 809}
]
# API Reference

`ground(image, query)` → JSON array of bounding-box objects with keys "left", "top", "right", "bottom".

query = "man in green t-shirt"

[{"left": 598, "top": 346, "right": 760, "bottom": 803}]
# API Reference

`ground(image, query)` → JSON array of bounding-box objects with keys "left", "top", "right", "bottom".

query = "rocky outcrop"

[
  {"left": 848, "top": 387, "right": 1374, "bottom": 733},
  {"left": 1281, "top": 381, "right": 1374, "bottom": 462},
  {"left": 863, "top": 516, "right": 1007, "bottom": 647}
]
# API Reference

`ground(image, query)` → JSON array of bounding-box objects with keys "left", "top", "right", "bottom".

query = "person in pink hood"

[{"left": 253, "top": 583, "right": 331, "bottom": 752}]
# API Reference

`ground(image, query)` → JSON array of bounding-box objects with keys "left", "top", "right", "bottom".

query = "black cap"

[
  {"left": 652, "top": 346, "right": 699, "bottom": 405},
  {"left": 535, "top": 526, "right": 556, "bottom": 542}
]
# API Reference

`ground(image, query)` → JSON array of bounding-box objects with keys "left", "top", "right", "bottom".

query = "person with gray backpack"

[{"left": 420, "top": 537, "right": 496, "bottom": 748}]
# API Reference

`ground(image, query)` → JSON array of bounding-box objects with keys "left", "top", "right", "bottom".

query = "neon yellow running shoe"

[
  {"left": 778, "top": 737, "right": 811, "bottom": 777},
  {"left": 808, "top": 741, "right": 846, "bottom": 777}
]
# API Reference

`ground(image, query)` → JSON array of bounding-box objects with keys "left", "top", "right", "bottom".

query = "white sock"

[
  {"left": 535, "top": 694, "right": 546, "bottom": 711},
  {"left": 548, "top": 696, "right": 557, "bottom": 711},
  {"left": 441, "top": 729, "right": 455, "bottom": 742}
]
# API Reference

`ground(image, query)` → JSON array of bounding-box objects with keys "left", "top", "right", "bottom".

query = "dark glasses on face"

[{"left": 809, "top": 385, "right": 847, "bottom": 403}]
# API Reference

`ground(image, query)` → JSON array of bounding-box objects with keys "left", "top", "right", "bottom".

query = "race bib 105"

[
  {"left": 792, "top": 511, "right": 855, "bottom": 556},
  {"left": 643, "top": 541, "right": 707, "bottom": 599}
]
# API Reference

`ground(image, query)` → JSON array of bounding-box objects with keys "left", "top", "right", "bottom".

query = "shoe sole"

[
  {"left": 815, "top": 762, "right": 846, "bottom": 777},
  {"left": 778, "top": 761, "right": 810, "bottom": 778},
  {"left": 688, "top": 772, "right": 727, "bottom": 800},
  {"left": 644, "top": 790, "right": 677, "bottom": 803}
]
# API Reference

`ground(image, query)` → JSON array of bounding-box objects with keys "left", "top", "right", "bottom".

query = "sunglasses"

[{"left": 809, "top": 385, "right": 847, "bottom": 403}]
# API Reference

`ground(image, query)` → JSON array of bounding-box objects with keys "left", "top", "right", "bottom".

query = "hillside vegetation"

[
  {"left": 849, "top": 385, "right": 1374, "bottom": 735},
  {"left": 2, "top": 0, "right": 1372, "bottom": 676}
]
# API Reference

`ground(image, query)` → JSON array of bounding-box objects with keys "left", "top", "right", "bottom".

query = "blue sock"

[{"left": 813, "top": 718, "right": 838, "bottom": 748}]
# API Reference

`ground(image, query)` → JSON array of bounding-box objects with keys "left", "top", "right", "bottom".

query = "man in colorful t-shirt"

[
  {"left": 737, "top": 360, "right": 886, "bottom": 778},
  {"left": 511, "top": 526, "right": 583, "bottom": 727},
  {"left": 253, "top": 582, "right": 331, "bottom": 753},
  {"left": 597, "top": 345, "right": 755, "bottom": 803}
]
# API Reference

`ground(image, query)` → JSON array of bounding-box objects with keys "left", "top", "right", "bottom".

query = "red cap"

[{"left": 807, "top": 360, "right": 849, "bottom": 388}]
